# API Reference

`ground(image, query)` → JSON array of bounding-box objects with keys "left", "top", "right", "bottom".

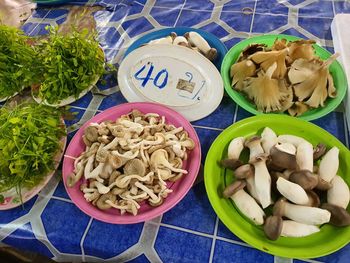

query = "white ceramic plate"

[{"left": 118, "top": 44, "right": 224, "bottom": 121}]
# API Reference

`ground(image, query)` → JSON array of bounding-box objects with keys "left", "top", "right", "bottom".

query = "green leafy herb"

[
  {"left": 0, "top": 102, "right": 66, "bottom": 193},
  {"left": 35, "top": 26, "right": 107, "bottom": 104},
  {"left": 0, "top": 25, "right": 39, "bottom": 98}
]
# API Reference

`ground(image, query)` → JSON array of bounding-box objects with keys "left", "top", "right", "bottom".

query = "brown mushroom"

[
  {"left": 313, "top": 143, "right": 327, "bottom": 160},
  {"left": 289, "top": 170, "right": 318, "bottom": 190},
  {"left": 96, "top": 193, "right": 117, "bottom": 210},
  {"left": 269, "top": 144, "right": 297, "bottom": 170},
  {"left": 264, "top": 215, "right": 283, "bottom": 240},
  {"left": 321, "top": 203, "right": 350, "bottom": 227}
]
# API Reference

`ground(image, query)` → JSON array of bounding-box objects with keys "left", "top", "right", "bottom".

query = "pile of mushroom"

[
  {"left": 230, "top": 39, "right": 338, "bottom": 116},
  {"left": 67, "top": 109, "right": 195, "bottom": 215},
  {"left": 146, "top": 31, "right": 217, "bottom": 62},
  {"left": 221, "top": 127, "right": 350, "bottom": 240}
]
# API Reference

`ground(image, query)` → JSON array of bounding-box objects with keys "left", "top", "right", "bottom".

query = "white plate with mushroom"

[
  {"left": 204, "top": 114, "right": 350, "bottom": 258},
  {"left": 62, "top": 102, "right": 201, "bottom": 224}
]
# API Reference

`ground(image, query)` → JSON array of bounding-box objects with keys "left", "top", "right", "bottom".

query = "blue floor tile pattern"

[
  {"left": 2, "top": 223, "right": 54, "bottom": 258},
  {"left": 83, "top": 220, "right": 144, "bottom": 259},
  {"left": 161, "top": 182, "right": 217, "bottom": 235},
  {"left": 155, "top": 226, "right": 212, "bottom": 263},
  {"left": 1, "top": 0, "right": 350, "bottom": 262}
]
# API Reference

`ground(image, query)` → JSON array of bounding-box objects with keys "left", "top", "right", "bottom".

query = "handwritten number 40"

[{"left": 134, "top": 63, "right": 168, "bottom": 89}]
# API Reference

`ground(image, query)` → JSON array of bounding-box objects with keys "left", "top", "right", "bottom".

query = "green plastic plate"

[
  {"left": 204, "top": 114, "right": 350, "bottom": 258},
  {"left": 221, "top": 34, "right": 348, "bottom": 121}
]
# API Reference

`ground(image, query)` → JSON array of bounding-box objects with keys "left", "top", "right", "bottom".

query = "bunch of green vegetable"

[
  {"left": 0, "top": 103, "right": 66, "bottom": 194},
  {"left": 0, "top": 25, "right": 39, "bottom": 99},
  {"left": 34, "top": 26, "right": 106, "bottom": 104}
]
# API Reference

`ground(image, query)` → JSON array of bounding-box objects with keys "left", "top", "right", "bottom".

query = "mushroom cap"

[
  {"left": 220, "top": 158, "right": 243, "bottom": 170},
  {"left": 313, "top": 143, "right": 327, "bottom": 160},
  {"left": 123, "top": 158, "right": 146, "bottom": 176},
  {"left": 250, "top": 153, "right": 269, "bottom": 164},
  {"left": 316, "top": 177, "right": 332, "bottom": 191},
  {"left": 96, "top": 193, "right": 116, "bottom": 210},
  {"left": 85, "top": 125, "right": 99, "bottom": 142},
  {"left": 223, "top": 180, "right": 246, "bottom": 198},
  {"left": 206, "top": 48, "right": 217, "bottom": 61},
  {"left": 264, "top": 215, "right": 283, "bottom": 240},
  {"left": 321, "top": 203, "right": 350, "bottom": 227},
  {"left": 234, "top": 164, "right": 254, "bottom": 179},
  {"left": 270, "top": 145, "right": 297, "bottom": 170},
  {"left": 289, "top": 170, "right": 318, "bottom": 190},
  {"left": 244, "top": 136, "right": 262, "bottom": 148},
  {"left": 273, "top": 198, "right": 287, "bottom": 216},
  {"left": 306, "top": 191, "right": 320, "bottom": 207}
]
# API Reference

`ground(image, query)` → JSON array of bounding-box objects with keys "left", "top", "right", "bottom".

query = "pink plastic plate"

[{"left": 63, "top": 102, "right": 201, "bottom": 224}]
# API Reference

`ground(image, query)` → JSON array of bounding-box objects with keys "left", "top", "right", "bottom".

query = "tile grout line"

[
  {"left": 173, "top": 0, "right": 187, "bottom": 27},
  {"left": 40, "top": 194, "right": 74, "bottom": 204},
  {"left": 27, "top": 9, "right": 52, "bottom": 36},
  {"left": 232, "top": 104, "right": 239, "bottom": 123},
  {"left": 248, "top": 0, "right": 258, "bottom": 35},
  {"left": 80, "top": 217, "right": 93, "bottom": 262},
  {"left": 192, "top": 125, "right": 224, "bottom": 131},
  {"left": 208, "top": 217, "right": 219, "bottom": 263}
]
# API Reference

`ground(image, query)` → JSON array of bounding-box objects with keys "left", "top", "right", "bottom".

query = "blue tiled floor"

[
  {"left": 155, "top": 226, "right": 212, "bottom": 263},
  {"left": 84, "top": 220, "right": 143, "bottom": 259},
  {"left": 0, "top": 196, "right": 37, "bottom": 226},
  {"left": 224, "top": 37, "right": 246, "bottom": 50},
  {"left": 217, "top": 220, "right": 244, "bottom": 243},
  {"left": 281, "top": 27, "right": 308, "bottom": 39},
  {"left": 42, "top": 199, "right": 90, "bottom": 254},
  {"left": 334, "top": 1, "right": 350, "bottom": 14},
  {"left": 122, "top": 17, "right": 154, "bottom": 38},
  {"left": 53, "top": 180, "right": 70, "bottom": 199},
  {"left": 298, "top": 16, "right": 333, "bottom": 40},
  {"left": 194, "top": 128, "right": 221, "bottom": 163},
  {"left": 299, "top": 0, "right": 334, "bottom": 18},
  {"left": 150, "top": 7, "right": 181, "bottom": 27},
  {"left": 255, "top": 0, "right": 289, "bottom": 15},
  {"left": 126, "top": 254, "right": 150, "bottom": 263},
  {"left": 109, "top": 3, "right": 143, "bottom": 22},
  {"left": 98, "top": 26, "right": 124, "bottom": 50},
  {"left": 220, "top": 12, "right": 252, "bottom": 32},
  {"left": 213, "top": 240, "right": 274, "bottom": 263},
  {"left": 154, "top": 0, "right": 184, "bottom": 8},
  {"left": 184, "top": 0, "right": 215, "bottom": 11},
  {"left": 2, "top": 223, "right": 53, "bottom": 258},
  {"left": 161, "top": 182, "right": 217, "bottom": 235},
  {"left": 222, "top": 1, "right": 255, "bottom": 12},
  {"left": 98, "top": 91, "right": 128, "bottom": 111},
  {"left": 64, "top": 108, "right": 86, "bottom": 127},
  {"left": 199, "top": 22, "right": 229, "bottom": 39},
  {"left": 315, "top": 243, "right": 350, "bottom": 263},
  {"left": 252, "top": 14, "right": 288, "bottom": 33},
  {"left": 176, "top": 10, "right": 212, "bottom": 27}
]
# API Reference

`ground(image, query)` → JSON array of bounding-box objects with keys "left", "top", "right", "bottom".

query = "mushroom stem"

[
  {"left": 224, "top": 181, "right": 265, "bottom": 225},
  {"left": 261, "top": 127, "right": 277, "bottom": 154},
  {"left": 319, "top": 146, "right": 339, "bottom": 183},
  {"left": 277, "top": 135, "right": 308, "bottom": 147},
  {"left": 251, "top": 154, "right": 272, "bottom": 209},
  {"left": 327, "top": 175, "right": 350, "bottom": 209},
  {"left": 276, "top": 177, "right": 309, "bottom": 205},
  {"left": 245, "top": 136, "right": 264, "bottom": 162},
  {"left": 228, "top": 137, "right": 245, "bottom": 159},
  {"left": 281, "top": 220, "right": 320, "bottom": 237},
  {"left": 274, "top": 198, "right": 331, "bottom": 225},
  {"left": 296, "top": 141, "right": 313, "bottom": 172}
]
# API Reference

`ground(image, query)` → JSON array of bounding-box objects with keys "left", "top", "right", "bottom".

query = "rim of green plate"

[
  {"left": 221, "top": 34, "right": 348, "bottom": 121},
  {"left": 204, "top": 114, "right": 350, "bottom": 258}
]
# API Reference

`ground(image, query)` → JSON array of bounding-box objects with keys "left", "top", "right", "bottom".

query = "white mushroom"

[
  {"left": 251, "top": 154, "right": 272, "bottom": 209},
  {"left": 245, "top": 136, "right": 264, "bottom": 162},
  {"left": 148, "top": 36, "right": 173, "bottom": 45},
  {"left": 327, "top": 175, "right": 350, "bottom": 209},
  {"left": 274, "top": 198, "right": 331, "bottom": 225},
  {"left": 281, "top": 220, "right": 320, "bottom": 237},
  {"left": 228, "top": 137, "right": 245, "bottom": 159},
  {"left": 173, "top": 36, "right": 188, "bottom": 46},
  {"left": 150, "top": 149, "right": 188, "bottom": 174},
  {"left": 261, "top": 127, "right": 277, "bottom": 154},
  {"left": 277, "top": 135, "right": 308, "bottom": 147},
  {"left": 296, "top": 141, "right": 313, "bottom": 172},
  {"left": 319, "top": 146, "right": 339, "bottom": 183},
  {"left": 276, "top": 177, "right": 309, "bottom": 205},
  {"left": 223, "top": 181, "right": 265, "bottom": 225}
]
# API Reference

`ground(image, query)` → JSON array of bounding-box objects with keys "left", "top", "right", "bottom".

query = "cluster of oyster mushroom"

[
  {"left": 230, "top": 39, "right": 338, "bottom": 116},
  {"left": 221, "top": 127, "right": 350, "bottom": 240},
  {"left": 67, "top": 109, "right": 195, "bottom": 215},
  {"left": 147, "top": 31, "right": 217, "bottom": 62}
]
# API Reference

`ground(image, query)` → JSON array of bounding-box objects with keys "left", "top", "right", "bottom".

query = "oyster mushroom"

[
  {"left": 243, "top": 63, "right": 289, "bottom": 112},
  {"left": 273, "top": 198, "right": 331, "bottom": 225},
  {"left": 238, "top": 43, "right": 266, "bottom": 61},
  {"left": 234, "top": 164, "right": 259, "bottom": 201},
  {"left": 245, "top": 136, "right": 264, "bottom": 162},
  {"left": 249, "top": 48, "right": 288, "bottom": 79},
  {"left": 270, "top": 143, "right": 297, "bottom": 170},
  {"left": 287, "top": 102, "right": 309, "bottom": 117},
  {"left": 250, "top": 154, "right": 272, "bottom": 209},
  {"left": 96, "top": 193, "right": 117, "bottom": 210},
  {"left": 230, "top": 60, "right": 256, "bottom": 91},
  {"left": 321, "top": 203, "right": 350, "bottom": 227},
  {"left": 327, "top": 72, "right": 337, "bottom": 98},
  {"left": 223, "top": 181, "right": 265, "bottom": 225},
  {"left": 123, "top": 158, "right": 146, "bottom": 177},
  {"left": 150, "top": 149, "right": 188, "bottom": 174},
  {"left": 220, "top": 137, "right": 245, "bottom": 170},
  {"left": 287, "top": 39, "right": 316, "bottom": 61},
  {"left": 276, "top": 177, "right": 309, "bottom": 205},
  {"left": 261, "top": 127, "right": 277, "bottom": 154},
  {"left": 327, "top": 175, "right": 350, "bottom": 209},
  {"left": 296, "top": 141, "right": 313, "bottom": 172},
  {"left": 263, "top": 216, "right": 320, "bottom": 240},
  {"left": 289, "top": 170, "right": 318, "bottom": 191},
  {"left": 318, "top": 146, "right": 339, "bottom": 183}
]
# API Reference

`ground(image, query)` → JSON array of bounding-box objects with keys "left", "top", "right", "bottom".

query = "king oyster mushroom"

[
  {"left": 273, "top": 198, "right": 331, "bottom": 225},
  {"left": 245, "top": 136, "right": 264, "bottom": 162},
  {"left": 313, "top": 143, "right": 327, "bottom": 160},
  {"left": 223, "top": 181, "right": 265, "bottom": 225},
  {"left": 261, "top": 127, "right": 277, "bottom": 154},
  {"left": 234, "top": 164, "right": 259, "bottom": 201},
  {"left": 269, "top": 143, "right": 298, "bottom": 170},
  {"left": 289, "top": 170, "right": 318, "bottom": 191},
  {"left": 185, "top": 31, "right": 217, "bottom": 61},
  {"left": 318, "top": 146, "right": 339, "bottom": 183},
  {"left": 250, "top": 154, "right": 272, "bottom": 208},
  {"left": 220, "top": 137, "right": 245, "bottom": 170},
  {"left": 321, "top": 203, "right": 350, "bottom": 227},
  {"left": 296, "top": 141, "right": 314, "bottom": 172},
  {"left": 276, "top": 177, "right": 310, "bottom": 205},
  {"left": 264, "top": 215, "right": 320, "bottom": 240},
  {"left": 327, "top": 175, "right": 350, "bottom": 209}
]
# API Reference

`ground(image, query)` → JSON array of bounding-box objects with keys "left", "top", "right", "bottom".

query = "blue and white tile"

[
  {"left": 255, "top": 0, "right": 289, "bottom": 15},
  {"left": 222, "top": 1, "right": 255, "bottom": 13},
  {"left": 122, "top": 17, "right": 154, "bottom": 38},
  {"left": 176, "top": 10, "right": 212, "bottom": 27},
  {"left": 0, "top": 197, "right": 37, "bottom": 226},
  {"left": 220, "top": 12, "right": 253, "bottom": 32},
  {"left": 298, "top": 17, "right": 333, "bottom": 40},
  {"left": 299, "top": 0, "right": 334, "bottom": 18},
  {"left": 184, "top": 0, "right": 215, "bottom": 11},
  {"left": 252, "top": 14, "right": 288, "bottom": 33},
  {"left": 150, "top": 7, "right": 181, "bottom": 27},
  {"left": 199, "top": 22, "right": 230, "bottom": 39},
  {"left": 126, "top": 254, "right": 150, "bottom": 263},
  {"left": 194, "top": 128, "right": 221, "bottom": 163},
  {"left": 217, "top": 220, "right": 245, "bottom": 243}
]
